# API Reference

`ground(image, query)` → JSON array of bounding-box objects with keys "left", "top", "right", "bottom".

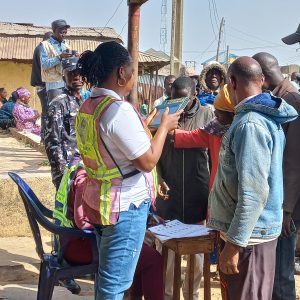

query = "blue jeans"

[
  {"left": 94, "top": 200, "right": 150, "bottom": 300},
  {"left": 272, "top": 220, "right": 300, "bottom": 300}
]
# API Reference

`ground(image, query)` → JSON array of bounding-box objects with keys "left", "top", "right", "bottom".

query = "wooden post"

[
  {"left": 154, "top": 66, "right": 159, "bottom": 102},
  {"left": 127, "top": 0, "right": 148, "bottom": 105},
  {"left": 170, "top": 0, "right": 184, "bottom": 76},
  {"left": 148, "top": 68, "right": 153, "bottom": 104}
]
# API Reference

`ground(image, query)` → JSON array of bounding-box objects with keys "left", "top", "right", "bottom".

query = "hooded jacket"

[
  {"left": 198, "top": 61, "right": 226, "bottom": 106},
  {"left": 199, "top": 61, "right": 226, "bottom": 93},
  {"left": 156, "top": 99, "right": 214, "bottom": 224},
  {"left": 208, "top": 93, "right": 298, "bottom": 247}
]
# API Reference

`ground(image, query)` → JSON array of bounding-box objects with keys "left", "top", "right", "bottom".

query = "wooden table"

[{"left": 160, "top": 232, "right": 216, "bottom": 300}]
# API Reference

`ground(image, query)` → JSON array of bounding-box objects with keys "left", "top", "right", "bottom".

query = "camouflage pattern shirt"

[{"left": 44, "top": 89, "right": 83, "bottom": 189}]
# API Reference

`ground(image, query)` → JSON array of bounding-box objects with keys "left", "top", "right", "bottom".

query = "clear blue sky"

[{"left": 2, "top": 0, "right": 300, "bottom": 73}]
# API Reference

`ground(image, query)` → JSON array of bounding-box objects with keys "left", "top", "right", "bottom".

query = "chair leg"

[{"left": 37, "top": 260, "right": 56, "bottom": 300}]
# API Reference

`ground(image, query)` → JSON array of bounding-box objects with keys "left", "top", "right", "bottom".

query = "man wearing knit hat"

[{"left": 40, "top": 19, "right": 72, "bottom": 102}]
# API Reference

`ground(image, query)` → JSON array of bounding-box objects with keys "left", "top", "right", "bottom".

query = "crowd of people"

[{"left": 1, "top": 17, "right": 300, "bottom": 300}]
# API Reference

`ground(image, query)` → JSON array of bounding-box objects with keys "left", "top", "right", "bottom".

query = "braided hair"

[{"left": 78, "top": 41, "right": 132, "bottom": 87}]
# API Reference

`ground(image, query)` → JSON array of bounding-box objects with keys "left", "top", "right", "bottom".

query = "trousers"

[{"left": 94, "top": 200, "right": 150, "bottom": 300}]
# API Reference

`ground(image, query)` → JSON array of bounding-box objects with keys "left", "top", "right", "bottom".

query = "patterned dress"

[{"left": 12, "top": 102, "right": 41, "bottom": 135}]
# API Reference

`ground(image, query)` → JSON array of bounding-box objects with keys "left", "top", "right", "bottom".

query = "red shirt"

[{"left": 174, "top": 128, "right": 222, "bottom": 191}]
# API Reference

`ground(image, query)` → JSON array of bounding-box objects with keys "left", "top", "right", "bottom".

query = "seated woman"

[
  {"left": 54, "top": 157, "right": 164, "bottom": 300},
  {"left": 0, "top": 89, "right": 21, "bottom": 129},
  {"left": 0, "top": 88, "right": 8, "bottom": 108},
  {"left": 12, "top": 88, "right": 41, "bottom": 135}
]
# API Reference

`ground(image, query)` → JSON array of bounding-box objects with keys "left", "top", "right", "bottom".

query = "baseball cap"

[
  {"left": 282, "top": 23, "right": 300, "bottom": 45},
  {"left": 51, "top": 19, "right": 70, "bottom": 31},
  {"left": 62, "top": 57, "right": 79, "bottom": 71}
]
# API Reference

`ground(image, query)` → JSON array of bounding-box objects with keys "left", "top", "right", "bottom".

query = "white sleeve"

[{"left": 104, "top": 102, "right": 151, "bottom": 160}]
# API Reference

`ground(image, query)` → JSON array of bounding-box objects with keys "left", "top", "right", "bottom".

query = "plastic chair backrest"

[
  {"left": 8, "top": 172, "right": 95, "bottom": 256},
  {"left": 8, "top": 172, "right": 45, "bottom": 259}
]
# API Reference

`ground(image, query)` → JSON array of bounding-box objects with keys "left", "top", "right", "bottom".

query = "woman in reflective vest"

[{"left": 76, "top": 41, "right": 181, "bottom": 300}]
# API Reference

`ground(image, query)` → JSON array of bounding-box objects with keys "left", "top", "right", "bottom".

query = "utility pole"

[
  {"left": 127, "top": 0, "right": 148, "bottom": 104},
  {"left": 216, "top": 17, "right": 225, "bottom": 62},
  {"left": 160, "top": 0, "right": 168, "bottom": 53},
  {"left": 226, "top": 45, "right": 230, "bottom": 70},
  {"left": 170, "top": 0, "right": 184, "bottom": 76}
]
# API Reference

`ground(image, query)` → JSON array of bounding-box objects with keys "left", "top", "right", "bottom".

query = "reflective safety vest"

[
  {"left": 53, "top": 161, "right": 83, "bottom": 227},
  {"left": 75, "top": 96, "right": 156, "bottom": 226}
]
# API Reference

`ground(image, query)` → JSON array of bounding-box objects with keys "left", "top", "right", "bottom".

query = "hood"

[
  {"left": 199, "top": 61, "right": 226, "bottom": 93},
  {"left": 236, "top": 92, "right": 298, "bottom": 125}
]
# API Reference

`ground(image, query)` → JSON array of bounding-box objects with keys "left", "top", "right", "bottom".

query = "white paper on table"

[{"left": 148, "top": 219, "right": 211, "bottom": 242}]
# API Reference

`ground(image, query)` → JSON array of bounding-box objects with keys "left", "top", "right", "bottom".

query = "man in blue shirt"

[{"left": 40, "top": 19, "right": 73, "bottom": 101}]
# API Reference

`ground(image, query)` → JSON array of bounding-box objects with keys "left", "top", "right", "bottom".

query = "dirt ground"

[
  {"left": 1, "top": 237, "right": 300, "bottom": 299},
  {"left": 1, "top": 132, "right": 300, "bottom": 299}
]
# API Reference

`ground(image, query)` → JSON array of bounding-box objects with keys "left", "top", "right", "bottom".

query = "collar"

[
  {"left": 272, "top": 78, "right": 298, "bottom": 98},
  {"left": 49, "top": 36, "right": 65, "bottom": 45},
  {"left": 91, "top": 87, "right": 122, "bottom": 100},
  {"left": 63, "top": 87, "right": 82, "bottom": 101},
  {"left": 235, "top": 94, "right": 259, "bottom": 109}
]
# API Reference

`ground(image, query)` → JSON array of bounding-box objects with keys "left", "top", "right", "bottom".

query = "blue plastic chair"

[{"left": 8, "top": 172, "right": 98, "bottom": 300}]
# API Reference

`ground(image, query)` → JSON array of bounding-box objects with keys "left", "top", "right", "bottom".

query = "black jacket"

[
  {"left": 31, "top": 44, "right": 45, "bottom": 87},
  {"left": 273, "top": 79, "right": 300, "bottom": 221},
  {"left": 156, "top": 99, "right": 214, "bottom": 223}
]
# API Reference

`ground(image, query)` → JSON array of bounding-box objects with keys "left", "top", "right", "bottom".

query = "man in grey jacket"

[{"left": 208, "top": 57, "right": 298, "bottom": 300}]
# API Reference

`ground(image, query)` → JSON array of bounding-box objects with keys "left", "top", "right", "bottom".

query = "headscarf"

[
  {"left": 17, "top": 88, "right": 30, "bottom": 99},
  {"left": 213, "top": 85, "right": 235, "bottom": 112}
]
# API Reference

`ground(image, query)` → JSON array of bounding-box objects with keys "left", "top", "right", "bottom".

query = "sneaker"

[{"left": 58, "top": 278, "right": 81, "bottom": 295}]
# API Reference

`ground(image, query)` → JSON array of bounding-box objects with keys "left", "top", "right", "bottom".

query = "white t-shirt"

[{"left": 91, "top": 87, "right": 152, "bottom": 211}]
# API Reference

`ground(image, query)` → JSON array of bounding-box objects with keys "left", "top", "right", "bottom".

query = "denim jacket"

[{"left": 207, "top": 92, "right": 298, "bottom": 247}]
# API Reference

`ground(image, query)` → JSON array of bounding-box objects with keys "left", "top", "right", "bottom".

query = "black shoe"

[{"left": 59, "top": 278, "right": 81, "bottom": 295}]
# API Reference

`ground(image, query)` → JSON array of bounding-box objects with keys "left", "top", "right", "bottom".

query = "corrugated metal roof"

[
  {"left": 0, "top": 36, "right": 170, "bottom": 68},
  {"left": 138, "top": 52, "right": 169, "bottom": 64},
  {"left": 0, "top": 22, "right": 169, "bottom": 70},
  {"left": 0, "top": 36, "right": 102, "bottom": 60},
  {"left": 0, "top": 22, "right": 122, "bottom": 41}
]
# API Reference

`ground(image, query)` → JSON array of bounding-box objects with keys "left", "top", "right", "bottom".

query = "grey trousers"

[{"left": 220, "top": 239, "right": 278, "bottom": 300}]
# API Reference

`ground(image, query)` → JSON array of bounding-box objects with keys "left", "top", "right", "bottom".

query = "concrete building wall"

[{"left": 0, "top": 61, "right": 42, "bottom": 112}]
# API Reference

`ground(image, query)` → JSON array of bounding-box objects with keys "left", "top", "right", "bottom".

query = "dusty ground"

[
  {"left": 0, "top": 237, "right": 220, "bottom": 300},
  {"left": 0, "top": 131, "right": 300, "bottom": 299},
  {"left": 0, "top": 130, "right": 55, "bottom": 237},
  {"left": 0, "top": 237, "right": 300, "bottom": 299}
]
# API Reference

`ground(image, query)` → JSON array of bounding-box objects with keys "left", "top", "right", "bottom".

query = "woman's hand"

[{"left": 160, "top": 107, "right": 182, "bottom": 132}]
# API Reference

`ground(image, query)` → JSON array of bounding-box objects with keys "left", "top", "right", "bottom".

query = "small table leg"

[
  {"left": 203, "top": 253, "right": 211, "bottom": 300},
  {"left": 173, "top": 253, "right": 181, "bottom": 300},
  {"left": 188, "top": 254, "right": 195, "bottom": 300},
  {"left": 162, "top": 245, "right": 168, "bottom": 288}
]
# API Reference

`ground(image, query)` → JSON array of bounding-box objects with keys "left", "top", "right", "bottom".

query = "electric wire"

[{"left": 100, "top": 0, "right": 124, "bottom": 35}]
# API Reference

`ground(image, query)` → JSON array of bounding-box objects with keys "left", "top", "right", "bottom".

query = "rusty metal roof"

[
  {"left": 0, "top": 22, "right": 122, "bottom": 41},
  {"left": 0, "top": 22, "right": 169, "bottom": 71}
]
